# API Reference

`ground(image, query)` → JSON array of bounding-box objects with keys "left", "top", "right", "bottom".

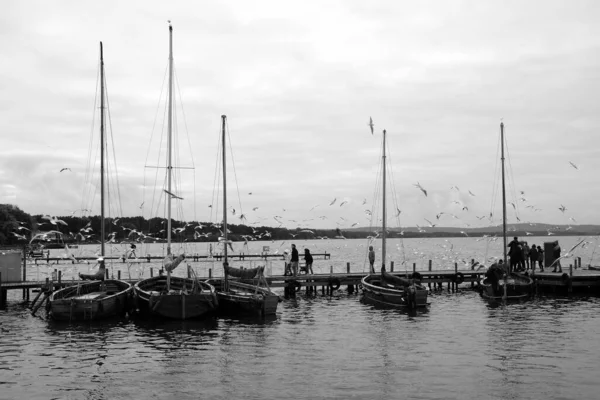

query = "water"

[{"left": 2, "top": 237, "right": 600, "bottom": 400}]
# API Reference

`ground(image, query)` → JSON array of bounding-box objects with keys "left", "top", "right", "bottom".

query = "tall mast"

[
  {"left": 100, "top": 42, "right": 105, "bottom": 257},
  {"left": 166, "top": 24, "right": 174, "bottom": 255},
  {"left": 382, "top": 129, "right": 387, "bottom": 271},
  {"left": 500, "top": 122, "right": 507, "bottom": 266},
  {"left": 222, "top": 115, "right": 228, "bottom": 264}
]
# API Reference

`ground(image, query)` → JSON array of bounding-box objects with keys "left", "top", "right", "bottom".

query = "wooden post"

[
  {"left": 150, "top": 268, "right": 154, "bottom": 278},
  {"left": 0, "top": 271, "right": 4, "bottom": 310},
  {"left": 428, "top": 260, "right": 432, "bottom": 289},
  {"left": 105, "top": 268, "right": 109, "bottom": 279},
  {"left": 23, "top": 245, "right": 28, "bottom": 300},
  {"left": 118, "top": 270, "right": 121, "bottom": 280},
  {"left": 471, "top": 259, "right": 475, "bottom": 288},
  {"left": 209, "top": 268, "right": 212, "bottom": 279},
  {"left": 390, "top": 261, "right": 394, "bottom": 272},
  {"left": 346, "top": 262, "right": 350, "bottom": 274},
  {"left": 454, "top": 262, "right": 458, "bottom": 291},
  {"left": 569, "top": 264, "right": 573, "bottom": 277},
  {"left": 577, "top": 257, "right": 581, "bottom": 269},
  {"left": 330, "top": 265, "right": 333, "bottom": 275},
  {"left": 413, "top": 263, "right": 416, "bottom": 274},
  {"left": 58, "top": 270, "right": 62, "bottom": 285}
]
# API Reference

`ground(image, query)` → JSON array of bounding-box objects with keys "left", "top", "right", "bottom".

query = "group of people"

[
  {"left": 507, "top": 237, "right": 562, "bottom": 273},
  {"left": 283, "top": 244, "right": 314, "bottom": 276}
]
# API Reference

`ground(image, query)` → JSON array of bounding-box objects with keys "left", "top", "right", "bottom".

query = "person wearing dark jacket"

[
  {"left": 552, "top": 241, "right": 562, "bottom": 273},
  {"left": 529, "top": 244, "right": 539, "bottom": 272},
  {"left": 303, "top": 248, "right": 314, "bottom": 274},
  {"left": 291, "top": 244, "right": 299, "bottom": 276}
]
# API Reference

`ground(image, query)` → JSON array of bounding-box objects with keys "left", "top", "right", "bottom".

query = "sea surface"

[{"left": 1, "top": 236, "right": 599, "bottom": 400}]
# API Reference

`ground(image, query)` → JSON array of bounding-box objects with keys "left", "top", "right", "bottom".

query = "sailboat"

[
  {"left": 208, "top": 115, "right": 280, "bottom": 317},
  {"left": 360, "top": 129, "right": 428, "bottom": 309},
  {"left": 48, "top": 43, "right": 133, "bottom": 321},
  {"left": 480, "top": 122, "right": 533, "bottom": 301},
  {"left": 133, "top": 24, "right": 218, "bottom": 319}
]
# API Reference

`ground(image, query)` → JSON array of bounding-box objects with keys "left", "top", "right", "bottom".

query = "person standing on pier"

[
  {"left": 508, "top": 236, "right": 520, "bottom": 272},
  {"left": 529, "top": 244, "right": 538, "bottom": 272},
  {"left": 304, "top": 248, "right": 314, "bottom": 274},
  {"left": 368, "top": 246, "right": 375, "bottom": 273},
  {"left": 537, "top": 245, "right": 544, "bottom": 271},
  {"left": 552, "top": 241, "right": 563, "bottom": 273},
  {"left": 291, "top": 244, "right": 299, "bottom": 277},
  {"left": 523, "top": 242, "right": 530, "bottom": 270}
]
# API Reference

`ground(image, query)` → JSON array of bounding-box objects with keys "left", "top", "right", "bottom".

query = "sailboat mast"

[
  {"left": 500, "top": 122, "right": 507, "bottom": 266},
  {"left": 382, "top": 129, "right": 387, "bottom": 271},
  {"left": 222, "top": 115, "right": 228, "bottom": 264},
  {"left": 100, "top": 41, "right": 105, "bottom": 257},
  {"left": 166, "top": 24, "right": 174, "bottom": 255}
]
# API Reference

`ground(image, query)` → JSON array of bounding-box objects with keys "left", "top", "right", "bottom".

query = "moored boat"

[
  {"left": 479, "top": 122, "right": 533, "bottom": 302},
  {"left": 134, "top": 275, "right": 218, "bottom": 319},
  {"left": 133, "top": 24, "right": 217, "bottom": 320},
  {"left": 359, "top": 126, "right": 428, "bottom": 309},
  {"left": 48, "top": 42, "right": 133, "bottom": 321},
  {"left": 209, "top": 115, "right": 279, "bottom": 316},
  {"left": 50, "top": 279, "right": 132, "bottom": 321},
  {"left": 362, "top": 270, "right": 428, "bottom": 308}
]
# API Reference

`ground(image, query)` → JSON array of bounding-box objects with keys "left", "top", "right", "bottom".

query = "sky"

[{"left": 1, "top": 0, "right": 599, "bottom": 232}]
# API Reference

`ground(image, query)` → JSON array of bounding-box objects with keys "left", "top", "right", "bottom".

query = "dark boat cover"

[{"left": 224, "top": 264, "right": 264, "bottom": 279}]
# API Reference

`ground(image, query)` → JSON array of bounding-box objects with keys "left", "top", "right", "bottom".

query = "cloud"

[{"left": 2, "top": 0, "right": 600, "bottom": 229}]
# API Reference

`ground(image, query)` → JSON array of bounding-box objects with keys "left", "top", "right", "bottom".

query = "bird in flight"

[
  {"left": 368, "top": 117, "right": 374, "bottom": 135},
  {"left": 329, "top": 198, "right": 337, "bottom": 206},
  {"left": 413, "top": 182, "right": 427, "bottom": 197},
  {"left": 468, "top": 190, "right": 476, "bottom": 196},
  {"left": 569, "top": 161, "right": 579, "bottom": 170},
  {"left": 60, "top": 168, "right": 71, "bottom": 172},
  {"left": 339, "top": 200, "right": 348, "bottom": 207},
  {"left": 558, "top": 204, "right": 567, "bottom": 213}
]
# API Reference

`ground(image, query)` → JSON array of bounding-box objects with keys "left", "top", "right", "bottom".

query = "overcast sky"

[{"left": 1, "top": 0, "right": 599, "bottom": 231}]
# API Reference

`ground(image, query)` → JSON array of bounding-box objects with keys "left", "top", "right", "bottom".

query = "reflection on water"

[{"left": 1, "top": 290, "right": 600, "bottom": 399}]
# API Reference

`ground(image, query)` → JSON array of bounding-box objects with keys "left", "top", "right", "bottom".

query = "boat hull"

[
  {"left": 210, "top": 280, "right": 279, "bottom": 316},
  {"left": 134, "top": 276, "right": 218, "bottom": 320},
  {"left": 480, "top": 273, "right": 534, "bottom": 301},
  {"left": 360, "top": 275, "right": 428, "bottom": 308},
  {"left": 49, "top": 280, "right": 133, "bottom": 321}
]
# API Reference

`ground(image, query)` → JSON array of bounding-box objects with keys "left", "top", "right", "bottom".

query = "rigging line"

[
  {"left": 364, "top": 134, "right": 384, "bottom": 272},
  {"left": 174, "top": 66, "right": 196, "bottom": 170},
  {"left": 82, "top": 58, "right": 100, "bottom": 215},
  {"left": 104, "top": 77, "right": 124, "bottom": 218},
  {"left": 209, "top": 122, "right": 222, "bottom": 225},
  {"left": 385, "top": 138, "right": 407, "bottom": 269},
  {"left": 150, "top": 89, "right": 170, "bottom": 223},
  {"left": 504, "top": 134, "right": 521, "bottom": 221},
  {"left": 225, "top": 120, "right": 245, "bottom": 220},
  {"left": 142, "top": 64, "right": 169, "bottom": 222},
  {"left": 489, "top": 128, "right": 502, "bottom": 225}
]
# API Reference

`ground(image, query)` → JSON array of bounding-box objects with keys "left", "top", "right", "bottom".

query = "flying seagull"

[
  {"left": 569, "top": 161, "right": 579, "bottom": 170},
  {"left": 368, "top": 117, "right": 374, "bottom": 135},
  {"left": 60, "top": 168, "right": 71, "bottom": 172},
  {"left": 413, "top": 182, "right": 427, "bottom": 197},
  {"left": 559, "top": 204, "right": 567, "bottom": 213}
]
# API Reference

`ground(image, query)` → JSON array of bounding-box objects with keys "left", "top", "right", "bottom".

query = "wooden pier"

[{"left": 2, "top": 254, "right": 600, "bottom": 310}]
